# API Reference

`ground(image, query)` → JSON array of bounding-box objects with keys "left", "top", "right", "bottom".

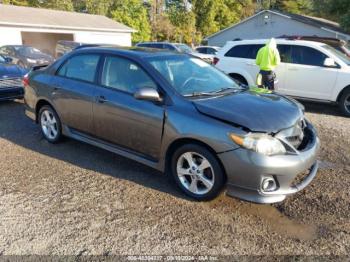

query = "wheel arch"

[
  {"left": 336, "top": 85, "right": 350, "bottom": 102},
  {"left": 165, "top": 138, "right": 227, "bottom": 183},
  {"left": 229, "top": 73, "right": 249, "bottom": 85},
  {"left": 35, "top": 99, "right": 57, "bottom": 123}
]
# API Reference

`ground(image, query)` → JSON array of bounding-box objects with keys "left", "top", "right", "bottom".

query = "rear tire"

[
  {"left": 39, "top": 105, "right": 62, "bottom": 143},
  {"left": 170, "top": 144, "right": 225, "bottom": 201},
  {"left": 339, "top": 89, "right": 350, "bottom": 117}
]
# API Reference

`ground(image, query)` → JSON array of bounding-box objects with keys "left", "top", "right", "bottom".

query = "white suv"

[{"left": 215, "top": 39, "right": 350, "bottom": 116}]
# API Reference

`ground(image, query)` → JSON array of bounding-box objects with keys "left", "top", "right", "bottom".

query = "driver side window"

[{"left": 101, "top": 56, "right": 157, "bottom": 93}]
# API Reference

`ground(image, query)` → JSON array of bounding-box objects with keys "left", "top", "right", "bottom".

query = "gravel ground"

[{"left": 0, "top": 100, "right": 349, "bottom": 256}]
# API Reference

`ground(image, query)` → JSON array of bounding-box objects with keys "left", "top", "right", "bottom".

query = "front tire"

[
  {"left": 339, "top": 89, "right": 350, "bottom": 117},
  {"left": 170, "top": 144, "right": 225, "bottom": 201},
  {"left": 39, "top": 105, "right": 62, "bottom": 143}
]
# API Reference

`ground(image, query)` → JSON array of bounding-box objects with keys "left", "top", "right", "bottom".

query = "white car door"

[{"left": 281, "top": 45, "right": 338, "bottom": 100}]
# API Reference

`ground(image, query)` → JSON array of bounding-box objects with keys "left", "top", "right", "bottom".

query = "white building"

[{"left": 0, "top": 4, "right": 135, "bottom": 55}]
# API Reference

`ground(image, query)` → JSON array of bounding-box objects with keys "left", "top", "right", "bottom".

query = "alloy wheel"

[
  {"left": 40, "top": 110, "right": 58, "bottom": 140},
  {"left": 176, "top": 152, "right": 215, "bottom": 195}
]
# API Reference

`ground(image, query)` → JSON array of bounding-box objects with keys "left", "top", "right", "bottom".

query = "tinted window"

[
  {"left": 58, "top": 54, "right": 100, "bottom": 82},
  {"left": 225, "top": 44, "right": 263, "bottom": 59},
  {"left": 291, "top": 46, "right": 328, "bottom": 66},
  {"left": 101, "top": 56, "right": 157, "bottom": 93},
  {"left": 207, "top": 48, "right": 218, "bottom": 55},
  {"left": 196, "top": 47, "right": 207, "bottom": 54},
  {"left": 277, "top": 44, "right": 293, "bottom": 63}
]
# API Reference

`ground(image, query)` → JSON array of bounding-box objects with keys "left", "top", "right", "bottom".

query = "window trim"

[
  {"left": 55, "top": 53, "right": 102, "bottom": 85},
  {"left": 97, "top": 54, "right": 162, "bottom": 96}
]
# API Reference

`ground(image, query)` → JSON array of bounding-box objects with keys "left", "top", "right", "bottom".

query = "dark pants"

[{"left": 260, "top": 70, "right": 276, "bottom": 91}]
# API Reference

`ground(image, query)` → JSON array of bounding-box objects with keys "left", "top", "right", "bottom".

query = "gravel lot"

[{"left": 0, "top": 100, "right": 349, "bottom": 256}]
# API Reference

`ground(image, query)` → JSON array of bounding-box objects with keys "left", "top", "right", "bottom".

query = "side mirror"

[
  {"left": 324, "top": 58, "right": 337, "bottom": 67},
  {"left": 134, "top": 87, "right": 162, "bottom": 102},
  {"left": 4, "top": 56, "right": 13, "bottom": 63}
]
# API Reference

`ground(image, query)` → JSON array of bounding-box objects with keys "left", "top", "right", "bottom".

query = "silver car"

[{"left": 24, "top": 47, "right": 320, "bottom": 203}]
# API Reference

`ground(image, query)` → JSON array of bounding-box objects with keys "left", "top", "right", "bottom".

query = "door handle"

[
  {"left": 246, "top": 62, "right": 256, "bottom": 66},
  {"left": 97, "top": 95, "right": 108, "bottom": 103},
  {"left": 288, "top": 68, "right": 299, "bottom": 71}
]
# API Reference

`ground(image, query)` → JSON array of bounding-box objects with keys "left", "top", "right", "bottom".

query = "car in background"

[
  {"left": 215, "top": 39, "right": 350, "bottom": 117},
  {"left": 55, "top": 40, "right": 111, "bottom": 58},
  {"left": 24, "top": 46, "right": 319, "bottom": 204},
  {"left": 0, "top": 54, "right": 27, "bottom": 101},
  {"left": 195, "top": 46, "right": 220, "bottom": 55},
  {"left": 279, "top": 35, "right": 350, "bottom": 57},
  {"left": 136, "top": 42, "right": 214, "bottom": 63},
  {"left": 0, "top": 45, "right": 54, "bottom": 69}
]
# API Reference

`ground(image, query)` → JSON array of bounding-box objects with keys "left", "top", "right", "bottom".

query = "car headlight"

[
  {"left": 230, "top": 133, "right": 286, "bottom": 156},
  {"left": 27, "top": 58, "right": 36, "bottom": 63}
]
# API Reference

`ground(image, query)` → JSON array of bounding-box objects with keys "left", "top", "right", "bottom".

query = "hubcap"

[
  {"left": 40, "top": 110, "right": 58, "bottom": 140},
  {"left": 176, "top": 152, "right": 215, "bottom": 195},
  {"left": 345, "top": 95, "right": 350, "bottom": 113}
]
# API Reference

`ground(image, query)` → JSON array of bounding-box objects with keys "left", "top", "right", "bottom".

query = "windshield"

[
  {"left": 18, "top": 47, "right": 42, "bottom": 56},
  {"left": 174, "top": 44, "right": 193, "bottom": 54},
  {"left": 323, "top": 44, "right": 350, "bottom": 65},
  {"left": 147, "top": 56, "right": 241, "bottom": 96}
]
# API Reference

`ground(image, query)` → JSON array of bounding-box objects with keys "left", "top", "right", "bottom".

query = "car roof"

[
  {"left": 225, "top": 39, "right": 326, "bottom": 47},
  {"left": 73, "top": 45, "right": 188, "bottom": 59}
]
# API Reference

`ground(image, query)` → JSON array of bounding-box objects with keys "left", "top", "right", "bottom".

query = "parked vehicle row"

[
  {"left": 135, "top": 42, "right": 215, "bottom": 63},
  {"left": 0, "top": 54, "right": 27, "bottom": 101},
  {"left": 214, "top": 39, "right": 350, "bottom": 116},
  {"left": 0, "top": 45, "right": 54, "bottom": 69},
  {"left": 24, "top": 46, "right": 320, "bottom": 203}
]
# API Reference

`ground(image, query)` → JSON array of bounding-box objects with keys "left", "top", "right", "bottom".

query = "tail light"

[
  {"left": 22, "top": 74, "right": 29, "bottom": 87},
  {"left": 213, "top": 57, "right": 220, "bottom": 65}
]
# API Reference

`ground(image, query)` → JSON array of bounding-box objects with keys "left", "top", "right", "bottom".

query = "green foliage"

[
  {"left": 1, "top": 0, "right": 28, "bottom": 6},
  {"left": 312, "top": 0, "right": 350, "bottom": 32},
  {"left": 110, "top": 0, "right": 151, "bottom": 43},
  {"left": 27, "top": 0, "right": 74, "bottom": 11}
]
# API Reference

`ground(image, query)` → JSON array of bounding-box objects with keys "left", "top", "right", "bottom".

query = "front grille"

[{"left": 0, "top": 78, "right": 23, "bottom": 89}]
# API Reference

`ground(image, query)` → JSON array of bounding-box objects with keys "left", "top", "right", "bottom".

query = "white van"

[{"left": 215, "top": 39, "right": 350, "bottom": 116}]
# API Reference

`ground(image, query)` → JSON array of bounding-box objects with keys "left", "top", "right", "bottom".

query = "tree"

[
  {"left": 312, "top": 0, "right": 350, "bottom": 32},
  {"left": 73, "top": 0, "right": 113, "bottom": 15},
  {"left": 0, "top": 0, "right": 28, "bottom": 6},
  {"left": 27, "top": 0, "right": 74, "bottom": 11},
  {"left": 110, "top": 0, "right": 151, "bottom": 43}
]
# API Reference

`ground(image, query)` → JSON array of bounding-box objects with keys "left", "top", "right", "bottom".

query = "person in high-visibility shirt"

[{"left": 256, "top": 38, "right": 281, "bottom": 90}]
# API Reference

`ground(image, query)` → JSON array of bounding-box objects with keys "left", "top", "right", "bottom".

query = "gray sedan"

[{"left": 24, "top": 47, "right": 320, "bottom": 203}]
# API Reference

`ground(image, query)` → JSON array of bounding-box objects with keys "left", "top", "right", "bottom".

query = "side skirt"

[{"left": 62, "top": 125, "right": 162, "bottom": 172}]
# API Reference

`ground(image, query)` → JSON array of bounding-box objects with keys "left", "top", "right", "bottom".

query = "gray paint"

[
  {"left": 207, "top": 11, "right": 350, "bottom": 47},
  {"left": 24, "top": 48, "right": 320, "bottom": 203}
]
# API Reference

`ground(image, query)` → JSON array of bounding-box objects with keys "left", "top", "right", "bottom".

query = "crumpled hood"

[
  {"left": 0, "top": 64, "right": 26, "bottom": 78},
  {"left": 193, "top": 90, "right": 303, "bottom": 133}
]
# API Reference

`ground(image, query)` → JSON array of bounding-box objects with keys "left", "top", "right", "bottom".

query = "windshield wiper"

[{"left": 183, "top": 92, "right": 217, "bottom": 97}]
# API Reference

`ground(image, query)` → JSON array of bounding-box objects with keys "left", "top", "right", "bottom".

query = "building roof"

[
  {"left": 206, "top": 10, "right": 350, "bottom": 40},
  {"left": 0, "top": 4, "right": 135, "bottom": 33}
]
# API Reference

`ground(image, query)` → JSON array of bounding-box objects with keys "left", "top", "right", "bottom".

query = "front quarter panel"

[{"left": 159, "top": 102, "right": 244, "bottom": 170}]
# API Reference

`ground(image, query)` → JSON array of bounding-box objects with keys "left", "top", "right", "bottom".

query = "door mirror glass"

[
  {"left": 324, "top": 57, "right": 337, "bottom": 67},
  {"left": 134, "top": 87, "right": 162, "bottom": 102}
]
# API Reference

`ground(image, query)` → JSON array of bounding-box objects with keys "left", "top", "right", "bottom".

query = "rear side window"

[
  {"left": 290, "top": 46, "right": 328, "bottom": 67},
  {"left": 196, "top": 47, "right": 207, "bottom": 54},
  {"left": 101, "top": 56, "right": 157, "bottom": 93},
  {"left": 57, "top": 54, "right": 100, "bottom": 83},
  {"left": 225, "top": 44, "right": 264, "bottom": 59}
]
